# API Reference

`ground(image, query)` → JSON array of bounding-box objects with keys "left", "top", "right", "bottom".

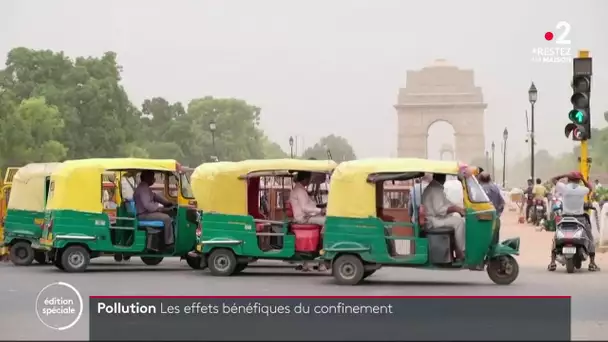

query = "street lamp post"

[
  {"left": 209, "top": 119, "right": 217, "bottom": 161},
  {"left": 485, "top": 151, "right": 489, "bottom": 171},
  {"left": 289, "top": 136, "right": 294, "bottom": 158},
  {"left": 491, "top": 141, "right": 496, "bottom": 181},
  {"left": 528, "top": 82, "right": 538, "bottom": 181},
  {"left": 502, "top": 128, "right": 509, "bottom": 188}
]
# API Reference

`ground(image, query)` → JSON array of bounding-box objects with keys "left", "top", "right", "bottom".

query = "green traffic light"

[{"left": 568, "top": 109, "right": 585, "bottom": 124}]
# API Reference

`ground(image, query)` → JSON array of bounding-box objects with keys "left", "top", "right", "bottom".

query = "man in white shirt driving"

[
  {"left": 421, "top": 173, "right": 466, "bottom": 261},
  {"left": 289, "top": 171, "right": 326, "bottom": 227},
  {"left": 289, "top": 171, "right": 326, "bottom": 271}
]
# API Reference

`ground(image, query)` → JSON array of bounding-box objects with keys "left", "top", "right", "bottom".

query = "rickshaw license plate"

[
  {"left": 536, "top": 206, "right": 543, "bottom": 209},
  {"left": 562, "top": 247, "right": 576, "bottom": 254}
]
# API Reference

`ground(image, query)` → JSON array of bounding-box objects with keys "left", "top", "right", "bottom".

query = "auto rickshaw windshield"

[
  {"left": 465, "top": 174, "right": 490, "bottom": 203},
  {"left": 180, "top": 172, "right": 194, "bottom": 199}
]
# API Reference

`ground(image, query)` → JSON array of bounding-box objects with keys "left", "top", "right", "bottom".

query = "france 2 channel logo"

[{"left": 531, "top": 21, "right": 573, "bottom": 64}]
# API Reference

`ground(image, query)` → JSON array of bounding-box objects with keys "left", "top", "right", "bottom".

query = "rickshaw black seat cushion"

[{"left": 421, "top": 226, "right": 454, "bottom": 235}]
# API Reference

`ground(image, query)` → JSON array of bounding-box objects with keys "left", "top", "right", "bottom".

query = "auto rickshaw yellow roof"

[
  {"left": 8, "top": 162, "right": 62, "bottom": 211},
  {"left": 191, "top": 159, "right": 336, "bottom": 214},
  {"left": 47, "top": 158, "right": 180, "bottom": 213},
  {"left": 327, "top": 158, "right": 464, "bottom": 218},
  {"left": 332, "top": 158, "right": 462, "bottom": 176}
]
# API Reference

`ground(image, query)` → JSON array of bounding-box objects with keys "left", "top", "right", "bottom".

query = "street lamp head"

[
  {"left": 289, "top": 136, "right": 294, "bottom": 146},
  {"left": 209, "top": 120, "right": 216, "bottom": 132},
  {"left": 528, "top": 82, "right": 538, "bottom": 104},
  {"left": 503, "top": 127, "right": 509, "bottom": 140}
]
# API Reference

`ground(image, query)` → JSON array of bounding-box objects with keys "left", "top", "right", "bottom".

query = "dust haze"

[{"left": 2, "top": 0, "right": 606, "bottom": 171}]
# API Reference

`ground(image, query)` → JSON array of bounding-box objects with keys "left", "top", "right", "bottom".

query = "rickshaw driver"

[
  {"left": 134, "top": 170, "right": 175, "bottom": 246},
  {"left": 421, "top": 173, "right": 466, "bottom": 260},
  {"left": 289, "top": 170, "right": 327, "bottom": 271},
  {"left": 289, "top": 171, "right": 326, "bottom": 227}
]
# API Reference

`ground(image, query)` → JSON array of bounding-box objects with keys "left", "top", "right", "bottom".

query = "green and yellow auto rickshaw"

[
  {"left": 191, "top": 158, "right": 337, "bottom": 276},
  {"left": 39, "top": 158, "right": 200, "bottom": 272},
  {"left": 2, "top": 163, "right": 61, "bottom": 265},
  {"left": 320, "top": 158, "right": 520, "bottom": 285}
]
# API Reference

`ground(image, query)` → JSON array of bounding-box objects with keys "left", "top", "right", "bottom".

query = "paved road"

[{"left": 1, "top": 215, "right": 607, "bottom": 340}]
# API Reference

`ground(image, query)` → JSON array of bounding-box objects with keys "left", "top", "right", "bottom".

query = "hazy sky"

[{"left": 2, "top": 0, "right": 607, "bottom": 161}]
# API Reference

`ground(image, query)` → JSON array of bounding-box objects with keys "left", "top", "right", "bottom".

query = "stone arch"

[
  {"left": 427, "top": 119, "right": 456, "bottom": 160},
  {"left": 395, "top": 59, "right": 487, "bottom": 164}
]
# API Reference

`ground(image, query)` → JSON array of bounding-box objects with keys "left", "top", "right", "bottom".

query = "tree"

[
  {"left": 0, "top": 48, "right": 141, "bottom": 159},
  {"left": 0, "top": 48, "right": 292, "bottom": 167},
  {"left": 0, "top": 97, "right": 67, "bottom": 167},
  {"left": 261, "top": 137, "right": 288, "bottom": 159},
  {"left": 177, "top": 97, "right": 266, "bottom": 164},
  {"left": 302, "top": 135, "right": 356, "bottom": 161}
]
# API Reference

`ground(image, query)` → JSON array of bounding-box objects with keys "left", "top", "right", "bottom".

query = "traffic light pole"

[{"left": 578, "top": 50, "right": 591, "bottom": 202}]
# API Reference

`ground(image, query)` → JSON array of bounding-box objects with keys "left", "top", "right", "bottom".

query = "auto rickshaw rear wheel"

[
  {"left": 141, "top": 257, "right": 164, "bottom": 266},
  {"left": 332, "top": 254, "right": 365, "bottom": 285},
  {"left": 61, "top": 245, "right": 90, "bottom": 273},
  {"left": 487, "top": 255, "right": 519, "bottom": 285},
  {"left": 10, "top": 241, "right": 35, "bottom": 266},
  {"left": 34, "top": 251, "right": 48, "bottom": 264},
  {"left": 186, "top": 254, "right": 202, "bottom": 269},
  {"left": 207, "top": 248, "right": 237, "bottom": 276}
]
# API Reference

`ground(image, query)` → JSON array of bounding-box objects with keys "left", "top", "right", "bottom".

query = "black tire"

[
  {"left": 487, "top": 255, "right": 519, "bottom": 285},
  {"left": 207, "top": 249, "right": 237, "bottom": 276},
  {"left": 362, "top": 270, "right": 376, "bottom": 279},
  {"left": 9, "top": 241, "right": 35, "bottom": 266},
  {"left": 53, "top": 250, "right": 64, "bottom": 270},
  {"left": 114, "top": 254, "right": 123, "bottom": 262},
  {"left": 234, "top": 263, "right": 248, "bottom": 274},
  {"left": 332, "top": 255, "right": 365, "bottom": 285},
  {"left": 186, "top": 255, "right": 202, "bottom": 269},
  {"left": 60, "top": 246, "right": 90, "bottom": 273},
  {"left": 574, "top": 257, "right": 582, "bottom": 270},
  {"left": 566, "top": 259, "right": 575, "bottom": 273},
  {"left": 34, "top": 251, "right": 48, "bottom": 264},
  {"left": 141, "top": 256, "right": 164, "bottom": 266}
]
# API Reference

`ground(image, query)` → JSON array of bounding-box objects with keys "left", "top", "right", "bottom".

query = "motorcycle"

[
  {"left": 554, "top": 215, "right": 590, "bottom": 273},
  {"left": 532, "top": 198, "right": 546, "bottom": 226}
]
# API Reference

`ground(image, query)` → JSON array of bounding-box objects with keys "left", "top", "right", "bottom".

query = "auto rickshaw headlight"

[{"left": 319, "top": 249, "right": 325, "bottom": 256}]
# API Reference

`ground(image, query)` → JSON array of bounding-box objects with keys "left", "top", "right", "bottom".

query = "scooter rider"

[
  {"left": 532, "top": 178, "right": 548, "bottom": 220},
  {"left": 548, "top": 171, "right": 599, "bottom": 272}
]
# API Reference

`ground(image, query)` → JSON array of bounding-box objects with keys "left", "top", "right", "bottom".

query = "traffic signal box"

[{"left": 565, "top": 56, "right": 592, "bottom": 141}]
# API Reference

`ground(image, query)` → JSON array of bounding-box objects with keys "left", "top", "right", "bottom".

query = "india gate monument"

[{"left": 395, "top": 59, "right": 487, "bottom": 164}]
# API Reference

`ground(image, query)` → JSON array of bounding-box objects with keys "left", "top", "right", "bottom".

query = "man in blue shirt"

[{"left": 478, "top": 172, "right": 504, "bottom": 243}]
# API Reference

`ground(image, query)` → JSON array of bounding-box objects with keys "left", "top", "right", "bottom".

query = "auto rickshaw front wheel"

[
  {"left": 332, "top": 254, "right": 365, "bottom": 285},
  {"left": 207, "top": 248, "right": 237, "bottom": 276},
  {"left": 486, "top": 255, "right": 519, "bottom": 285},
  {"left": 60, "top": 245, "right": 90, "bottom": 273},
  {"left": 10, "top": 241, "right": 35, "bottom": 266}
]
